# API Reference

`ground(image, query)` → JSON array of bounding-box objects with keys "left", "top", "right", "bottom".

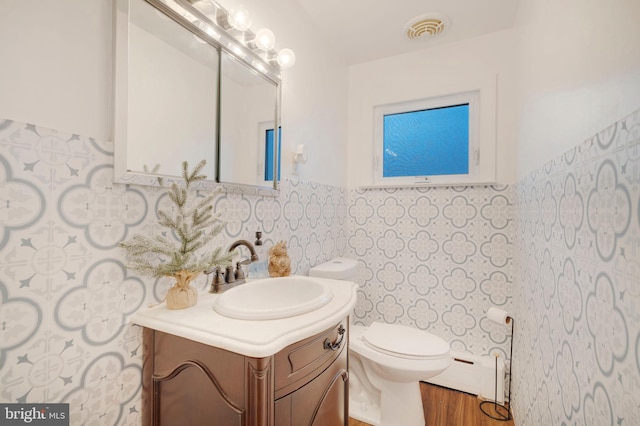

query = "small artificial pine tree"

[{"left": 120, "top": 160, "right": 234, "bottom": 308}]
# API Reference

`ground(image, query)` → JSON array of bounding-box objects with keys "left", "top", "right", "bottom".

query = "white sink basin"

[{"left": 213, "top": 276, "right": 334, "bottom": 320}]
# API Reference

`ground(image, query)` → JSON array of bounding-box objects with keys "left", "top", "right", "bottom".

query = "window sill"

[{"left": 358, "top": 180, "right": 497, "bottom": 190}]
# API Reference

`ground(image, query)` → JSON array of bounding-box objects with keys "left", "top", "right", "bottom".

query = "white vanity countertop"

[{"left": 131, "top": 276, "right": 358, "bottom": 358}]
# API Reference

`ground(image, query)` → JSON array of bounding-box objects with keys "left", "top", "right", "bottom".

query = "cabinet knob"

[{"left": 323, "top": 325, "right": 346, "bottom": 351}]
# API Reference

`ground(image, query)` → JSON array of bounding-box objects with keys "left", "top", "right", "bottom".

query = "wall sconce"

[{"left": 292, "top": 144, "right": 307, "bottom": 175}]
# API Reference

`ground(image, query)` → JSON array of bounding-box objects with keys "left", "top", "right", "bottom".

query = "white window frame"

[{"left": 373, "top": 90, "right": 485, "bottom": 187}]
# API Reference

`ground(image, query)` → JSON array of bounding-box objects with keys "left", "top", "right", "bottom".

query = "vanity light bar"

[
  {"left": 147, "top": 0, "right": 280, "bottom": 80},
  {"left": 192, "top": 0, "right": 295, "bottom": 70},
  {"left": 175, "top": 0, "right": 284, "bottom": 79}
]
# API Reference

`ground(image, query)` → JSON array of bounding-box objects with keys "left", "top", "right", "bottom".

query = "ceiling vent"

[{"left": 405, "top": 14, "right": 449, "bottom": 40}]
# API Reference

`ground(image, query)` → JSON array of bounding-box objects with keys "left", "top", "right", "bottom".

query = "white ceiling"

[{"left": 295, "top": 0, "right": 522, "bottom": 65}]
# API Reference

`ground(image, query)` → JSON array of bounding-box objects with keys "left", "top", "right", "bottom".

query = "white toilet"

[{"left": 310, "top": 258, "right": 451, "bottom": 426}]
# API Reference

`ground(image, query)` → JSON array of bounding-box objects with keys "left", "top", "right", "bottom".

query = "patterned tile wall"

[
  {"left": 512, "top": 108, "right": 640, "bottom": 425},
  {"left": 9, "top": 109, "right": 636, "bottom": 425},
  {"left": 346, "top": 185, "right": 515, "bottom": 358},
  {"left": 0, "top": 118, "right": 347, "bottom": 424}
]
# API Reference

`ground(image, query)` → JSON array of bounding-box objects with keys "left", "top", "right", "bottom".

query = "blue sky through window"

[
  {"left": 265, "top": 128, "right": 281, "bottom": 181},
  {"left": 383, "top": 104, "right": 469, "bottom": 177}
]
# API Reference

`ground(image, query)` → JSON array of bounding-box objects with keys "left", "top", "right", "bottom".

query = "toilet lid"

[{"left": 363, "top": 323, "right": 449, "bottom": 359}]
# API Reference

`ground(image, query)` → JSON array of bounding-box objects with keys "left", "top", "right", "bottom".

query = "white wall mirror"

[{"left": 114, "top": 0, "right": 281, "bottom": 193}]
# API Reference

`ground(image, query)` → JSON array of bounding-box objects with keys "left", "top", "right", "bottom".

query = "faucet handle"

[
  {"left": 208, "top": 267, "right": 226, "bottom": 293},
  {"left": 235, "top": 262, "right": 246, "bottom": 280},
  {"left": 214, "top": 268, "right": 225, "bottom": 284},
  {"left": 225, "top": 265, "right": 236, "bottom": 283}
]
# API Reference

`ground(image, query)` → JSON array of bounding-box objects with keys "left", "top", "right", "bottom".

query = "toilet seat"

[
  {"left": 362, "top": 322, "right": 450, "bottom": 360},
  {"left": 349, "top": 323, "right": 451, "bottom": 383}
]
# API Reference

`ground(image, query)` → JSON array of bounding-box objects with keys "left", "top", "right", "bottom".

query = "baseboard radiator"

[{"left": 425, "top": 350, "right": 505, "bottom": 404}]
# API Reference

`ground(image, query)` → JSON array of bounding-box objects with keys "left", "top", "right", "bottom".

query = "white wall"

[
  {"left": 514, "top": 0, "right": 640, "bottom": 178},
  {"left": 0, "top": 0, "right": 113, "bottom": 141},
  {"left": 0, "top": 0, "right": 348, "bottom": 187},
  {"left": 347, "top": 29, "right": 518, "bottom": 187}
]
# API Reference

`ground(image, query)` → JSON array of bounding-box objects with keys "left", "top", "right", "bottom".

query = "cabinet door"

[
  {"left": 143, "top": 329, "right": 257, "bottom": 426},
  {"left": 275, "top": 352, "right": 348, "bottom": 426},
  {"left": 155, "top": 361, "right": 244, "bottom": 425}
]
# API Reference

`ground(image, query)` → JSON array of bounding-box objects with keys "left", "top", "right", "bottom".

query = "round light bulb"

[
  {"left": 277, "top": 48, "right": 296, "bottom": 69},
  {"left": 229, "top": 6, "right": 251, "bottom": 31},
  {"left": 255, "top": 28, "right": 275, "bottom": 51}
]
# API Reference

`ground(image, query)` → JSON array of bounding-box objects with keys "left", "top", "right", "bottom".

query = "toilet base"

[
  {"left": 349, "top": 376, "right": 425, "bottom": 426},
  {"left": 349, "top": 399, "right": 380, "bottom": 425},
  {"left": 349, "top": 355, "right": 382, "bottom": 424},
  {"left": 347, "top": 324, "right": 450, "bottom": 426},
  {"left": 379, "top": 380, "right": 424, "bottom": 426}
]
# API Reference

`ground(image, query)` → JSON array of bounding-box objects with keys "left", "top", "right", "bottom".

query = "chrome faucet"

[{"left": 208, "top": 239, "right": 259, "bottom": 293}]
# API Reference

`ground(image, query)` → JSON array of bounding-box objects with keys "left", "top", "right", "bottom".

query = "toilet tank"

[{"left": 309, "top": 257, "right": 358, "bottom": 281}]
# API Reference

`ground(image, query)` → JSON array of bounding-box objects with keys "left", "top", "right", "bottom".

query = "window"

[
  {"left": 374, "top": 91, "right": 481, "bottom": 186},
  {"left": 264, "top": 127, "right": 281, "bottom": 181}
]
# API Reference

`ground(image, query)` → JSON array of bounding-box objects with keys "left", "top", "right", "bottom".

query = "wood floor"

[{"left": 348, "top": 382, "right": 515, "bottom": 426}]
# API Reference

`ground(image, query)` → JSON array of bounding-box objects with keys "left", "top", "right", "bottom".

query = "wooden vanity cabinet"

[{"left": 141, "top": 319, "right": 349, "bottom": 426}]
